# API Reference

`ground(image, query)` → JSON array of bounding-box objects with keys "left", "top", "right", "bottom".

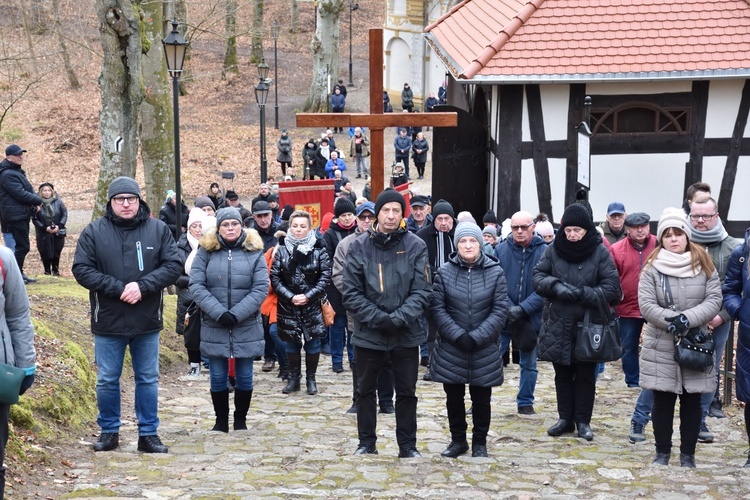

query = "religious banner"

[
  {"left": 278, "top": 179, "right": 335, "bottom": 229},
  {"left": 395, "top": 182, "right": 411, "bottom": 219}
]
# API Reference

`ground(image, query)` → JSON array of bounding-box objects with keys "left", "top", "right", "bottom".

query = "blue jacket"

[
  {"left": 330, "top": 93, "right": 346, "bottom": 111},
  {"left": 723, "top": 228, "right": 750, "bottom": 401},
  {"left": 325, "top": 157, "right": 347, "bottom": 177},
  {"left": 394, "top": 134, "right": 412, "bottom": 157},
  {"left": 495, "top": 233, "right": 547, "bottom": 332}
]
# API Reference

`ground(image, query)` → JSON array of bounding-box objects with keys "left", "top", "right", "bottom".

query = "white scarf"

[
  {"left": 285, "top": 230, "right": 317, "bottom": 256},
  {"left": 651, "top": 249, "right": 701, "bottom": 278}
]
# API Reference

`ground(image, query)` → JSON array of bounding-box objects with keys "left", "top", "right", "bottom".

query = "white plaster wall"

[
  {"left": 520, "top": 158, "right": 568, "bottom": 220},
  {"left": 703, "top": 156, "right": 750, "bottom": 220},
  {"left": 540, "top": 85, "right": 571, "bottom": 141},
  {"left": 586, "top": 81, "right": 692, "bottom": 95},
  {"left": 704, "top": 79, "right": 747, "bottom": 139},
  {"left": 386, "top": 37, "right": 412, "bottom": 97}
]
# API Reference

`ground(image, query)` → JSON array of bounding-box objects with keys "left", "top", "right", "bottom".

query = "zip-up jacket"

[
  {"left": 698, "top": 234, "right": 742, "bottom": 323},
  {"left": 608, "top": 234, "right": 657, "bottom": 318},
  {"left": 343, "top": 221, "right": 431, "bottom": 350},
  {"left": 0, "top": 158, "right": 42, "bottom": 225},
  {"left": 394, "top": 134, "right": 412, "bottom": 159},
  {"left": 723, "top": 229, "right": 750, "bottom": 401},
  {"left": 72, "top": 202, "right": 182, "bottom": 336},
  {"left": 429, "top": 251, "right": 507, "bottom": 387},
  {"left": 495, "top": 233, "right": 547, "bottom": 332}
]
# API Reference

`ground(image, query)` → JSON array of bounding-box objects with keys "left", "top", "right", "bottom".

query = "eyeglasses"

[
  {"left": 511, "top": 224, "right": 533, "bottom": 231},
  {"left": 112, "top": 196, "right": 138, "bottom": 205},
  {"left": 219, "top": 221, "right": 242, "bottom": 229},
  {"left": 358, "top": 215, "right": 374, "bottom": 221},
  {"left": 689, "top": 213, "right": 717, "bottom": 221}
]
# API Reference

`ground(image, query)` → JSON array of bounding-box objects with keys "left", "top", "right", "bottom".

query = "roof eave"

[{"left": 451, "top": 69, "right": 750, "bottom": 85}]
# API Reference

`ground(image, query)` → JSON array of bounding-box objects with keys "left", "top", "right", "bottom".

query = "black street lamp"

[
  {"left": 255, "top": 59, "right": 270, "bottom": 183},
  {"left": 272, "top": 21, "right": 280, "bottom": 130},
  {"left": 348, "top": 1, "right": 359, "bottom": 86},
  {"left": 162, "top": 18, "right": 189, "bottom": 241}
]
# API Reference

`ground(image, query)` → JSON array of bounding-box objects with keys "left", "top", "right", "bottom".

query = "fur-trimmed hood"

[{"left": 199, "top": 226, "right": 264, "bottom": 252}]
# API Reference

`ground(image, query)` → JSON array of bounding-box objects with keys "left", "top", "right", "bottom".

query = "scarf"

[
  {"left": 187, "top": 232, "right": 200, "bottom": 250},
  {"left": 285, "top": 230, "right": 317, "bottom": 256},
  {"left": 40, "top": 194, "right": 56, "bottom": 223},
  {"left": 436, "top": 231, "right": 455, "bottom": 269},
  {"left": 552, "top": 228, "right": 602, "bottom": 263},
  {"left": 651, "top": 249, "right": 701, "bottom": 278},
  {"left": 219, "top": 231, "right": 246, "bottom": 250},
  {"left": 689, "top": 217, "right": 728, "bottom": 245}
]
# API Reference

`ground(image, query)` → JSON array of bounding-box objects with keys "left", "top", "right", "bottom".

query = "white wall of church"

[{"left": 385, "top": 36, "right": 412, "bottom": 97}]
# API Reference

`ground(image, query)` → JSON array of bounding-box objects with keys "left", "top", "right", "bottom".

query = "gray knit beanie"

[
  {"left": 107, "top": 176, "right": 141, "bottom": 200},
  {"left": 215, "top": 207, "right": 243, "bottom": 227},
  {"left": 454, "top": 222, "right": 483, "bottom": 244}
]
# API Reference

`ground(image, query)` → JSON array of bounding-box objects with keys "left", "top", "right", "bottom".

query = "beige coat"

[{"left": 638, "top": 265, "right": 722, "bottom": 394}]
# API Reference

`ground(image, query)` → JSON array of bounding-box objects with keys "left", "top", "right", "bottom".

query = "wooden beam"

[
  {"left": 526, "top": 84, "right": 553, "bottom": 220},
  {"left": 296, "top": 112, "right": 458, "bottom": 128}
]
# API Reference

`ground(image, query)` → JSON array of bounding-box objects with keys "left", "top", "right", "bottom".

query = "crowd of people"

[{"left": 2, "top": 137, "right": 750, "bottom": 496}]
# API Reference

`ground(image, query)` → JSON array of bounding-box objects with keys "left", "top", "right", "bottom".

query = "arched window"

[{"left": 590, "top": 102, "right": 690, "bottom": 135}]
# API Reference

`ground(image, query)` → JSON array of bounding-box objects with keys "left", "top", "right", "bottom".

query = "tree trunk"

[
  {"left": 249, "top": 0, "right": 264, "bottom": 64},
  {"left": 51, "top": 0, "right": 80, "bottom": 89},
  {"left": 223, "top": 0, "right": 238, "bottom": 77},
  {"left": 173, "top": 0, "right": 191, "bottom": 95},
  {"left": 304, "top": 0, "right": 343, "bottom": 112},
  {"left": 140, "top": 1, "right": 175, "bottom": 209},
  {"left": 18, "top": 0, "right": 39, "bottom": 74},
  {"left": 93, "top": 0, "right": 144, "bottom": 219},
  {"left": 290, "top": 0, "right": 299, "bottom": 33}
]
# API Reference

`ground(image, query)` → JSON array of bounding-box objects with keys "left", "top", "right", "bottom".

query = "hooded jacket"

[
  {"left": 0, "top": 158, "right": 42, "bottom": 225},
  {"left": 72, "top": 201, "right": 182, "bottom": 336},
  {"left": 323, "top": 220, "right": 357, "bottom": 315},
  {"left": 189, "top": 227, "right": 268, "bottom": 359},
  {"left": 159, "top": 199, "right": 189, "bottom": 239},
  {"left": 429, "top": 251, "right": 507, "bottom": 387},
  {"left": 723, "top": 229, "right": 750, "bottom": 401},
  {"left": 343, "top": 221, "right": 431, "bottom": 351}
]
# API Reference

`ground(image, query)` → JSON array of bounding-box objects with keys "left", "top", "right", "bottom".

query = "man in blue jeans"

[
  {"left": 73, "top": 177, "right": 181, "bottom": 453},
  {"left": 495, "top": 211, "right": 546, "bottom": 415}
]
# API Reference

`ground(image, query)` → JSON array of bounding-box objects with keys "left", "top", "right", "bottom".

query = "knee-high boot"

[
  {"left": 233, "top": 389, "right": 253, "bottom": 430},
  {"left": 210, "top": 389, "right": 230, "bottom": 433},
  {"left": 306, "top": 352, "right": 320, "bottom": 395},
  {"left": 282, "top": 352, "right": 301, "bottom": 393}
]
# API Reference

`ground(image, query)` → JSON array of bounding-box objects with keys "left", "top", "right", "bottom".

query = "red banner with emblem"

[
  {"left": 394, "top": 182, "right": 411, "bottom": 219},
  {"left": 278, "top": 179, "right": 335, "bottom": 229}
]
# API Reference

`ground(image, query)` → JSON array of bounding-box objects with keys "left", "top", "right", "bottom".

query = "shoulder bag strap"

[{"left": 659, "top": 272, "right": 676, "bottom": 309}]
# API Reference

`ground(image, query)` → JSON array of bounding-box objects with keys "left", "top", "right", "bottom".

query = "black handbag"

[
  {"left": 183, "top": 301, "right": 201, "bottom": 351},
  {"left": 574, "top": 289, "right": 622, "bottom": 362},
  {"left": 660, "top": 273, "right": 714, "bottom": 373}
]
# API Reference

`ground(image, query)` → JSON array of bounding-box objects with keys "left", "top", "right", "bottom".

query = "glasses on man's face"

[
  {"left": 358, "top": 215, "right": 374, "bottom": 221},
  {"left": 511, "top": 224, "right": 533, "bottom": 231},
  {"left": 112, "top": 196, "right": 138, "bottom": 206},
  {"left": 689, "top": 213, "right": 717, "bottom": 221},
  {"left": 220, "top": 221, "right": 242, "bottom": 229}
]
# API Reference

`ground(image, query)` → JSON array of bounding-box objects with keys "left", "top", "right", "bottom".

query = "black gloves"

[
  {"left": 218, "top": 312, "right": 238, "bottom": 327},
  {"left": 455, "top": 334, "right": 476, "bottom": 352},
  {"left": 554, "top": 282, "right": 581, "bottom": 303},
  {"left": 19, "top": 373, "right": 35, "bottom": 395},
  {"left": 507, "top": 306, "right": 525, "bottom": 325},
  {"left": 665, "top": 314, "right": 690, "bottom": 334},
  {"left": 380, "top": 316, "right": 401, "bottom": 336}
]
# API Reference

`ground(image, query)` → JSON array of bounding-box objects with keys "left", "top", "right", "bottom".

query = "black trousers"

[
  {"left": 355, "top": 346, "right": 419, "bottom": 450},
  {"left": 444, "top": 383, "right": 492, "bottom": 445},
  {"left": 553, "top": 361, "right": 597, "bottom": 424},
  {"left": 652, "top": 389, "right": 702, "bottom": 455},
  {"left": 350, "top": 352, "right": 395, "bottom": 406},
  {"left": 0, "top": 403, "right": 9, "bottom": 498},
  {"left": 5, "top": 219, "right": 31, "bottom": 272}
]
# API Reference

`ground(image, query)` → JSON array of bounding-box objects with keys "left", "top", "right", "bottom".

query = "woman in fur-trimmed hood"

[{"left": 189, "top": 207, "right": 269, "bottom": 433}]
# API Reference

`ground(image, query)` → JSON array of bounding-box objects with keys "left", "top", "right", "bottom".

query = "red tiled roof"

[{"left": 424, "top": 0, "right": 750, "bottom": 82}]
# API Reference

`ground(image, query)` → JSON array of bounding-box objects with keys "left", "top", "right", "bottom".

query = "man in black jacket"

[
  {"left": 0, "top": 144, "right": 42, "bottom": 283},
  {"left": 343, "top": 188, "right": 431, "bottom": 458},
  {"left": 73, "top": 177, "right": 182, "bottom": 454}
]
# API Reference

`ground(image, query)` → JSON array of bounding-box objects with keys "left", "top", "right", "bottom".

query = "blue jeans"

[
  {"left": 701, "top": 320, "right": 731, "bottom": 417},
  {"left": 329, "top": 313, "right": 347, "bottom": 367},
  {"left": 94, "top": 332, "right": 160, "bottom": 436},
  {"left": 620, "top": 318, "right": 645, "bottom": 387},
  {"left": 268, "top": 323, "right": 287, "bottom": 368},
  {"left": 2, "top": 232, "right": 15, "bottom": 253},
  {"left": 208, "top": 356, "right": 254, "bottom": 392},
  {"left": 500, "top": 333, "right": 538, "bottom": 407},
  {"left": 632, "top": 388, "right": 654, "bottom": 426},
  {"left": 286, "top": 337, "right": 321, "bottom": 354}
]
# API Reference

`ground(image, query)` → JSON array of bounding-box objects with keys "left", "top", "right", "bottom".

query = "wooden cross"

[{"left": 296, "top": 29, "right": 458, "bottom": 198}]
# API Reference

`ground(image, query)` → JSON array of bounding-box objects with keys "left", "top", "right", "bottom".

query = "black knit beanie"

[
  {"left": 281, "top": 204, "right": 294, "bottom": 221},
  {"left": 432, "top": 199, "right": 455, "bottom": 218},
  {"left": 560, "top": 203, "right": 595, "bottom": 231},
  {"left": 482, "top": 209, "right": 497, "bottom": 224},
  {"left": 334, "top": 197, "right": 356, "bottom": 217},
  {"left": 374, "top": 188, "right": 406, "bottom": 216}
]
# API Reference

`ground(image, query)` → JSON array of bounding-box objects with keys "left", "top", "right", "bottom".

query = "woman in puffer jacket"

[
  {"left": 430, "top": 222, "right": 508, "bottom": 458},
  {"left": 533, "top": 203, "right": 621, "bottom": 442},
  {"left": 271, "top": 210, "right": 332, "bottom": 396},
  {"left": 639, "top": 208, "right": 721, "bottom": 468},
  {"left": 723, "top": 227, "right": 750, "bottom": 467},
  {"left": 189, "top": 208, "right": 269, "bottom": 433}
]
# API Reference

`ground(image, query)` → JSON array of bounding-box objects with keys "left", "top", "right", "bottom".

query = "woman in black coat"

[
  {"left": 430, "top": 222, "right": 508, "bottom": 458},
  {"left": 532, "top": 204, "right": 621, "bottom": 441},
  {"left": 271, "top": 210, "right": 332, "bottom": 395},
  {"left": 33, "top": 182, "right": 67, "bottom": 276},
  {"left": 411, "top": 132, "right": 429, "bottom": 180}
]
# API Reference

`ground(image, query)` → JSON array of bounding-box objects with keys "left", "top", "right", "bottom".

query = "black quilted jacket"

[{"left": 429, "top": 252, "right": 508, "bottom": 387}]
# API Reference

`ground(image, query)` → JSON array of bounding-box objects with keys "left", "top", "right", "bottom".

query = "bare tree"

[
  {"left": 93, "top": 0, "right": 144, "bottom": 219},
  {"left": 51, "top": 0, "right": 80, "bottom": 89},
  {"left": 223, "top": 0, "right": 239, "bottom": 77},
  {"left": 0, "top": 23, "right": 46, "bottom": 132},
  {"left": 249, "top": 0, "right": 264, "bottom": 63},
  {"left": 304, "top": 0, "right": 344, "bottom": 112},
  {"left": 290, "top": 0, "right": 299, "bottom": 33}
]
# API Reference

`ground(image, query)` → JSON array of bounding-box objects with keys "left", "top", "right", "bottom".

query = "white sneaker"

[{"left": 188, "top": 364, "right": 201, "bottom": 378}]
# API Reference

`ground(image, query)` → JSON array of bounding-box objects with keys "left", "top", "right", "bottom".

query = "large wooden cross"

[{"left": 296, "top": 29, "right": 458, "bottom": 198}]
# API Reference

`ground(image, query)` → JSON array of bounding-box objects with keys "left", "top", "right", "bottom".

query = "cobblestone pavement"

[{"left": 67, "top": 358, "right": 750, "bottom": 498}]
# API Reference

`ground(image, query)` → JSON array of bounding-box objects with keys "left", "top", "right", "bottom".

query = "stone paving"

[{"left": 67, "top": 358, "right": 750, "bottom": 498}]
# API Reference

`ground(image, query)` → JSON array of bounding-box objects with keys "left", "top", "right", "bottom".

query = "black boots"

[
  {"left": 234, "top": 389, "right": 252, "bottom": 430},
  {"left": 306, "top": 352, "right": 320, "bottom": 395},
  {"left": 93, "top": 432, "right": 119, "bottom": 452},
  {"left": 283, "top": 353, "right": 301, "bottom": 394},
  {"left": 210, "top": 390, "right": 230, "bottom": 433}
]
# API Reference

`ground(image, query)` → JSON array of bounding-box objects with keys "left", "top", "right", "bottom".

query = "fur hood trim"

[{"left": 200, "top": 227, "right": 264, "bottom": 252}]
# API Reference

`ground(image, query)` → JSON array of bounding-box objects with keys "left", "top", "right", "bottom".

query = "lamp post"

[
  {"left": 162, "top": 18, "right": 189, "bottom": 242},
  {"left": 255, "top": 59, "right": 270, "bottom": 183},
  {"left": 348, "top": 1, "right": 359, "bottom": 86},
  {"left": 272, "top": 21, "right": 280, "bottom": 130}
]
